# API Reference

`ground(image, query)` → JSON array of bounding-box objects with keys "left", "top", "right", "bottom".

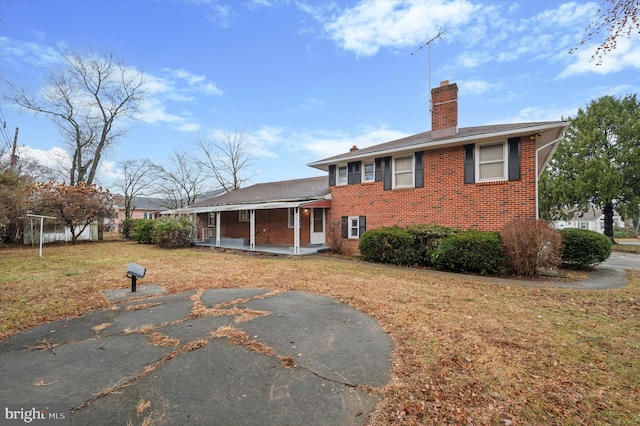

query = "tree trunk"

[{"left": 603, "top": 202, "right": 614, "bottom": 239}]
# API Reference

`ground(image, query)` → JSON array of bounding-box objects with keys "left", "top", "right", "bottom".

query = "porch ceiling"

[{"left": 163, "top": 200, "right": 327, "bottom": 215}]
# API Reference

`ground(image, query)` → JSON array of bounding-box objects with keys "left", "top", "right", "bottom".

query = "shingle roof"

[
  {"left": 193, "top": 176, "right": 329, "bottom": 207},
  {"left": 308, "top": 121, "right": 568, "bottom": 169}
]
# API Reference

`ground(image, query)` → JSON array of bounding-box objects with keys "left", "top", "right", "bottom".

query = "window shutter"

[
  {"left": 328, "top": 165, "right": 336, "bottom": 186},
  {"left": 383, "top": 156, "right": 392, "bottom": 190},
  {"left": 348, "top": 161, "right": 361, "bottom": 185},
  {"left": 415, "top": 151, "right": 424, "bottom": 188},
  {"left": 375, "top": 158, "right": 382, "bottom": 182},
  {"left": 359, "top": 216, "right": 366, "bottom": 237},
  {"left": 341, "top": 216, "right": 348, "bottom": 238},
  {"left": 508, "top": 138, "right": 521, "bottom": 181},
  {"left": 464, "top": 144, "right": 475, "bottom": 184}
]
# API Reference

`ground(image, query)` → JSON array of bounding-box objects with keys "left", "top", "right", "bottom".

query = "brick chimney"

[{"left": 431, "top": 80, "right": 458, "bottom": 138}]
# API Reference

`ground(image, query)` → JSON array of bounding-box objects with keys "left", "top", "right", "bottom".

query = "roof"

[
  {"left": 308, "top": 121, "right": 569, "bottom": 171},
  {"left": 162, "top": 176, "right": 330, "bottom": 215}
]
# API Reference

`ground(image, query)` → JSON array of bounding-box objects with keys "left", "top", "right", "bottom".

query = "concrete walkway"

[{"left": 1, "top": 289, "right": 393, "bottom": 425}]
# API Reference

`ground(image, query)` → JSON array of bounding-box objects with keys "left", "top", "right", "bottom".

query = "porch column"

[
  {"left": 293, "top": 207, "right": 300, "bottom": 255},
  {"left": 215, "top": 212, "right": 221, "bottom": 247},
  {"left": 250, "top": 209, "right": 256, "bottom": 250}
]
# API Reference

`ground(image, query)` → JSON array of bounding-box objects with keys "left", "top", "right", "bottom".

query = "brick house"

[
  {"left": 307, "top": 80, "right": 569, "bottom": 254},
  {"left": 171, "top": 80, "right": 568, "bottom": 255}
]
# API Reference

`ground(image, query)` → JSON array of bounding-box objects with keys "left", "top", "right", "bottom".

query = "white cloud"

[
  {"left": 323, "top": 0, "right": 476, "bottom": 57},
  {"left": 299, "top": 126, "right": 409, "bottom": 159},
  {"left": 558, "top": 36, "right": 640, "bottom": 78},
  {"left": 459, "top": 80, "right": 495, "bottom": 95},
  {"left": 16, "top": 145, "right": 71, "bottom": 173}
]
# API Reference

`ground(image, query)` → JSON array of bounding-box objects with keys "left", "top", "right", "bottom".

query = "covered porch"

[{"left": 166, "top": 199, "right": 331, "bottom": 256}]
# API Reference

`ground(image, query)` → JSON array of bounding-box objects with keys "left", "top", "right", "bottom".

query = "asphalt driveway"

[{"left": 1, "top": 289, "right": 393, "bottom": 425}]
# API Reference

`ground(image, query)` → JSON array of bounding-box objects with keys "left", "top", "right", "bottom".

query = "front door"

[{"left": 310, "top": 208, "right": 325, "bottom": 245}]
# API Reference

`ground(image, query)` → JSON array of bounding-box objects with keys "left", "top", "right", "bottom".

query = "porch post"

[
  {"left": 215, "top": 211, "right": 221, "bottom": 247},
  {"left": 250, "top": 209, "right": 256, "bottom": 250},
  {"left": 293, "top": 207, "right": 300, "bottom": 255}
]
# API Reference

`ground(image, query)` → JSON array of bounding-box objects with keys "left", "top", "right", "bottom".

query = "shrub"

[
  {"left": 326, "top": 219, "right": 345, "bottom": 255},
  {"left": 405, "top": 224, "right": 455, "bottom": 267},
  {"left": 119, "top": 218, "right": 134, "bottom": 240},
  {"left": 613, "top": 226, "right": 636, "bottom": 239},
  {"left": 152, "top": 216, "right": 196, "bottom": 248},
  {"left": 132, "top": 219, "right": 155, "bottom": 244},
  {"left": 359, "top": 226, "right": 416, "bottom": 265},
  {"left": 559, "top": 228, "right": 612, "bottom": 267},
  {"left": 500, "top": 219, "right": 562, "bottom": 277},
  {"left": 431, "top": 230, "right": 507, "bottom": 275}
]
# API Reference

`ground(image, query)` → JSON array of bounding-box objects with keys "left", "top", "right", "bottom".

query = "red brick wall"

[
  {"left": 327, "top": 137, "right": 537, "bottom": 254},
  {"left": 197, "top": 209, "right": 311, "bottom": 246}
]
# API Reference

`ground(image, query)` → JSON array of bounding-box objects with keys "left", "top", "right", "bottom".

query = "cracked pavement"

[{"left": 0, "top": 288, "right": 393, "bottom": 425}]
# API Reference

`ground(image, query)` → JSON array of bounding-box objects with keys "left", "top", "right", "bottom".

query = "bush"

[
  {"left": 152, "top": 216, "right": 195, "bottom": 248},
  {"left": 559, "top": 228, "right": 612, "bottom": 267},
  {"left": 326, "top": 219, "right": 345, "bottom": 255},
  {"left": 132, "top": 219, "right": 155, "bottom": 244},
  {"left": 359, "top": 226, "right": 416, "bottom": 265},
  {"left": 431, "top": 230, "right": 507, "bottom": 275},
  {"left": 613, "top": 226, "right": 636, "bottom": 239},
  {"left": 405, "top": 224, "right": 455, "bottom": 267},
  {"left": 500, "top": 219, "right": 562, "bottom": 277}
]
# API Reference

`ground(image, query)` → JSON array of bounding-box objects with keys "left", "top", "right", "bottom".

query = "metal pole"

[
  {"left": 131, "top": 276, "right": 137, "bottom": 292},
  {"left": 39, "top": 216, "right": 44, "bottom": 257}
]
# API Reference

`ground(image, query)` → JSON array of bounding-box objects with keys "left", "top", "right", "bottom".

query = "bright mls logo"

[{"left": 2, "top": 405, "right": 68, "bottom": 425}]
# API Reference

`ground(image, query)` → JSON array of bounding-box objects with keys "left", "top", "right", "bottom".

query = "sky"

[{"left": 0, "top": 0, "right": 638, "bottom": 194}]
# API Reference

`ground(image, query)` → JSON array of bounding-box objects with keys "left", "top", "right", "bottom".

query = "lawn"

[{"left": 1, "top": 240, "right": 639, "bottom": 425}]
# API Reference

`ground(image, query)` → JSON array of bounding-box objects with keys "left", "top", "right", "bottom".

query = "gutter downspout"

[{"left": 535, "top": 137, "right": 562, "bottom": 220}]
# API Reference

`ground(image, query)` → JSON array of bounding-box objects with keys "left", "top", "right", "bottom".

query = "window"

[
  {"left": 363, "top": 162, "right": 375, "bottom": 182},
  {"left": 238, "top": 210, "right": 250, "bottom": 222},
  {"left": 341, "top": 215, "right": 366, "bottom": 239},
  {"left": 393, "top": 156, "right": 414, "bottom": 188},
  {"left": 207, "top": 212, "right": 216, "bottom": 227},
  {"left": 337, "top": 166, "right": 348, "bottom": 185},
  {"left": 349, "top": 216, "right": 361, "bottom": 238},
  {"left": 477, "top": 143, "right": 507, "bottom": 181},
  {"left": 143, "top": 212, "right": 154, "bottom": 219}
]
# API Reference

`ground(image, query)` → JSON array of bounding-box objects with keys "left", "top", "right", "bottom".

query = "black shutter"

[
  {"left": 464, "top": 144, "right": 475, "bottom": 184},
  {"left": 383, "top": 156, "right": 392, "bottom": 190},
  {"left": 348, "top": 161, "right": 361, "bottom": 185},
  {"left": 328, "top": 165, "right": 336, "bottom": 186},
  {"left": 415, "top": 151, "right": 424, "bottom": 188},
  {"left": 341, "top": 216, "right": 348, "bottom": 238},
  {"left": 374, "top": 158, "right": 382, "bottom": 182},
  {"left": 508, "top": 138, "right": 521, "bottom": 181},
  {"left": 359, "top": 216, "right": 366, "bottom": 237}
]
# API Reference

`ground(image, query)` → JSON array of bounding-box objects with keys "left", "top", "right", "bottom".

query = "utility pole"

[
  {"left": 411, "top": 28, "right": 449, "bottom": 116},
  {"left": 10, "top": 127, "right": 19, "bottom": 169}
]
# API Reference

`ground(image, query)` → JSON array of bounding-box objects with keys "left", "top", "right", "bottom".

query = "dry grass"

[{"left": 1, "top": 241, "right": 639, "bottom": 425}]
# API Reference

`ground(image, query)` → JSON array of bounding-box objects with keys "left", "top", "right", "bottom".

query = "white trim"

[
  {"left": 348, "top": 216, "right": 361, "bottom": 239},
  {"left": 475, "top": 141, "right": 507, "bottom": 182}
]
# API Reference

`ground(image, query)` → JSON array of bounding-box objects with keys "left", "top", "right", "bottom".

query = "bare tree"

[
  {"left": 154, "top": 151, "right": 207, "bottom": 210},
  {"left": 571, "top": 0, "right": 640, "bottom": 62},
  {"left": 5, "top": 49, "right": 145, "bottom": 185},
  {"left": 115, "top": 159, "right": 157, "bottom": 221},
  {"left": 193, "top": 130, "right": 254, "bottom": 192}
]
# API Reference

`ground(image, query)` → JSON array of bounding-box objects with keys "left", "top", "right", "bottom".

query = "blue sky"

[{"left": 1, "top": 0, "right": 638, "bottom": 193}]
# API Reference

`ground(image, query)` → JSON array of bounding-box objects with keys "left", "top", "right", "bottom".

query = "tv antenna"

[{"left": 411, "top": 27, "right": 449, "bottom": 114}]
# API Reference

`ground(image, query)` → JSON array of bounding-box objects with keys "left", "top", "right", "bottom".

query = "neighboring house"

[
  {"left": 167, "top": 80, "right": 569, "bottom": 255},
  {"left": 554, "top": 208, "right": 625, "bottom": 233},
  {"left": 111, "top": 196, "right": 168, "bottom": 230}
]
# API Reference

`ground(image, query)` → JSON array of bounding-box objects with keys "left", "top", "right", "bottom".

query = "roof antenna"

[{"left": 411, "top": 27, "right": 449, "bottom": 116}]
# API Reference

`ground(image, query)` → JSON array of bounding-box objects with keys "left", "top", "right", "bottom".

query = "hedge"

[
  {"left": 431, "top": 230, "right": 507, "bottom": 275},
  {"left": 559, "top": 228, "right": 612, "bottom": 267}
]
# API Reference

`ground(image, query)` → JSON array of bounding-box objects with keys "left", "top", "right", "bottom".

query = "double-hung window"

[
  {"left": 393, "top": 156, "right": 414, "bottom": 188},
  {"left": 362, "top": 162, "right": 375, "bottom": 183},
  {"left": 239, "top": 210, "right": 250, "bottom": 222},
  {"left": 337, "top": 165, "right": 348, "bottom": 185},
  {"left": 477, "top": 143, "right": 507, "bottom": 182},
  {"left": 349, "top": 216, "right": 361, "bottom": 238}
]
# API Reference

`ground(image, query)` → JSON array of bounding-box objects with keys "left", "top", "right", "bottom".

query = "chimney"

[
  {"left": 350, "top": 145, "right": 359, "bottom": 152},
  {"left": 431, "top": 80, "right": 458, "bottom": 138}
]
